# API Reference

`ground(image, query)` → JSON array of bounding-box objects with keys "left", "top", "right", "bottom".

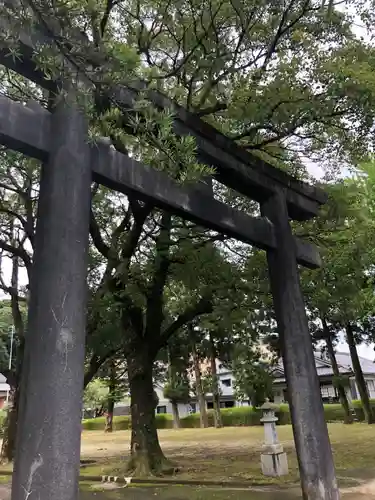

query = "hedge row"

[{"left": 81, "top": 400, "right": 375, "bottom": 431}]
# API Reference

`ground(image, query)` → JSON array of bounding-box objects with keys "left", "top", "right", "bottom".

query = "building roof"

[
  {"left": 334, "top": 352, "right": 375, "bottom": 374},
  {"left": 0, "top": 373, "right": 9, "bottom": 393},
  {"left": 273, "top": 351, "right": 375, "bottom": 383}
]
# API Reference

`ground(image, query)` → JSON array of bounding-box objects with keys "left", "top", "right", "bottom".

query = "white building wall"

[
  {"left": 348, "top": 376, "right": 375, "bottom": 400},
  {"left": 154, "top": 385, "right": 192, "bottom": 417},
  {"left": 218, "top": 372, "right": 235, "bottom": 397},
  {"left": 273, "top": 389, "right": 285, "bottom": 404}
]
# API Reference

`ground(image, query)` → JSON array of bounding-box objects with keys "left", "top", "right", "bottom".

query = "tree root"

[{"left": 127, "top": 451, "right": 177, "bottom": 477}]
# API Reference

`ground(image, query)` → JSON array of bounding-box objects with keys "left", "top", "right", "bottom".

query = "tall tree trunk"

[
  {"left": 105, "top": 360, "right": 116, "bottom": 433},
  {"left": 321, "top": 318, "right": 352, "bottom": 424},
  {"left": 209, "top": 334, "right": 222, "bottom": 428},
  {"left": 167, "top": 348, "right": 181, "bottom": 429},
  {"left": 171, "top": 401, "right": 181, "bottom": 429},
  {"left": 192, "top": 342, "right": 208, "bottom": 428},
  {"left": 127, "top": 349, "right": 172, "bottom": 476},
  {"left": 346, "top": 322, "right": 373, "bottom": 424}
]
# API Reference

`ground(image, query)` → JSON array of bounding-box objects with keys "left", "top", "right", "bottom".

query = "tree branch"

[
  {"left": 0, "top": 240, "right": 32, "bottom": 276},
  {"left": 145, "top": 211, "right": 172, "bottom": 339},
  {"left": 0, "top": 254, "right": 27, "bottom": 305},
  {"left": 157, "top": 295, "right": 213, "bottom": 352},
  {"left": 90, "top": 209, "right": 111, "bottom": 259},
  {"left": 195, "top": 102, "right": 227, "bottom": 117},
  {"left": 84, "top": 347, "right": 121, "bottom": 388},
  {"left": 100, "top": 0, "right": 118, "bottom": 37},
  {"left": 10, "top": 254, "right": 25, "bottom": 338}
]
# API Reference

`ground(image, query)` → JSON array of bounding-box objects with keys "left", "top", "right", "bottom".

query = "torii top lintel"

[{"left": 0, "top": 8, "right": 327, "bottom": 222}]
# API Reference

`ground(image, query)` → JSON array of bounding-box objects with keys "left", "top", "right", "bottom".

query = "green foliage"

[
  {"left": 83, "top": 379, "right": 108, "bottom": 411},
  {"left": 163, "top": 382, "right": 190, "bottom": 404},
  {"left": 296, "top": 170, "right": 375, "bottom": 362},
  {"left": 0, "top": 300, "right": 26, "bottom": 372},
  {"left": 5, "top": 0, "right": 375, "bottom": 173},
  {"left": 0, "top": 302, "right": 14, "bottom": 370},
  {"left": 82, "top": 413, "right": 173, "bottom": 431},
  {"left": 82, "top": 400, "right": 375, "bottom": 430},
  {"left": 163, "top": 341, "right": 191, "bottom": 404},
  {"left": 232, "top": 342, "right": 273, "bottom": 409},
  {"left": 332, "top": 375, "right": 351, "bottom": 390}
]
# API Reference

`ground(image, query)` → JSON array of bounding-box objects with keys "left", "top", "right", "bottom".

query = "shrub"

[
  {"left": 323, "top": 404, "right": 345, "bottom": 422},
  {"left": 351, "top": 398, "right": 375, "bottom": 421},
  {"left": 276, "top": 404, "right": 291, "bottom": 425},
  {"left": 82, "top": 416, "right": 130, "bottom": 431},
  {"left": 220, "top": 406, "right": 262, "bottom": 426},
  {"left": 275, "top": 400, "right": 375, "bottom": 424},
  {"left": 82, "top": 413, "right": 174, "bottom": 431},
  {"left": 81, "top": 399, "right": 375, "bottom": 431},
  {"left": 177, "top": 410, "right": 214, "bottom": 428},
  {"left": 0, "top": 412, "right": 5, "bottom": 437},
  {"left": 155, "top": 414, "right": 174, "bottom": 429}
]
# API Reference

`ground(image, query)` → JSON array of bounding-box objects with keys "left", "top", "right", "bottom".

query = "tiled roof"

[
  {"left": 273, "top": 351, "right": 375, "bottom": 381},
  {"left": 335, "top": 352, "right": 375, "bottom": 374}
]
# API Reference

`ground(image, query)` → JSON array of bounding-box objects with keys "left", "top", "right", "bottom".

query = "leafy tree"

[
  {"left": 100, "top": 358, "right": 128, "bottom": 432},
  {"left": 311, "top": 318, "right": 353, "bottom": 424},
  {"left": 83, "top": 379, "right": 108, "bottom": 417},
  {"left": 189, "top": 327, "right": 209, "bottom": 429},
  {"left": 163, "top": 339, "right": 191, "bottom": 428},
  {"left": 232, "top": 344, "right": 273, "bottom": 409},
  {"left": 299, "top": 173, "right": 375, "bottom": 423},
  {"left": 163, "top": 377, "right": 190, "bottom": 429}
]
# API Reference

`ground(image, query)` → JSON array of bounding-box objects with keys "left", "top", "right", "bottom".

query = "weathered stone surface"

[
  {"left": 261, "top": 452, "right": 289, "bottom": 477},
  {"left": 0, "top": 96, "right": 49, "bottom": 160},
  {"left": 0, "top": 96, "right": 322, "bottom": 268},
  {"left": 11, "top": 97, "right": 91, "bottom": 500},
  {"left": 262, "top": 190, "right": 340, "bottom": 500}
]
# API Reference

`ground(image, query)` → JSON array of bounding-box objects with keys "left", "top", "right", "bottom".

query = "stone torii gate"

[{"left": 0, "top": 9, "right": 339, "bottom": 500}]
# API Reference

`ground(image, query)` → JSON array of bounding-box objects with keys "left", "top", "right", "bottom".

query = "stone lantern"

[{"left": 260, "top": 399, "right": 288, "bottom": 477}]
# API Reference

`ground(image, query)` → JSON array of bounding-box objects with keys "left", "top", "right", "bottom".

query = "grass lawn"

[
  {"left": 80, "top": 423, "right": 375, "bottom": 485},
  {"left": 80, "top": 486, "right": 300, "bottom": 500}
]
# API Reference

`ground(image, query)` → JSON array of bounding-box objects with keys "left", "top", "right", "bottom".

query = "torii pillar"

[
  {"left": 262, "top": 190, "right": 340, "bottom": 500},
  {"left": 11, "top": 95, "right": 91, "bottom": 500}
]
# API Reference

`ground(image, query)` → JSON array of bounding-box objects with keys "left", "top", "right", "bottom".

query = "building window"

[
  {"left": 320, "top": 385, "right": 336, "bottom": 401},
  {"left": 189, "top": 403, "right": 196, "bottom": 414},
  {"left": 224, "top": 401, "right": 234, "bottom": 408},
  {"left": 367, "top": 380, "right": 375, "bottom": 393},
  {"left": 156, "top": 406, "right": 167, "bottom": 414},
  {"left": 222, "top": 378, "right": 232, "bottom": 387}
]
